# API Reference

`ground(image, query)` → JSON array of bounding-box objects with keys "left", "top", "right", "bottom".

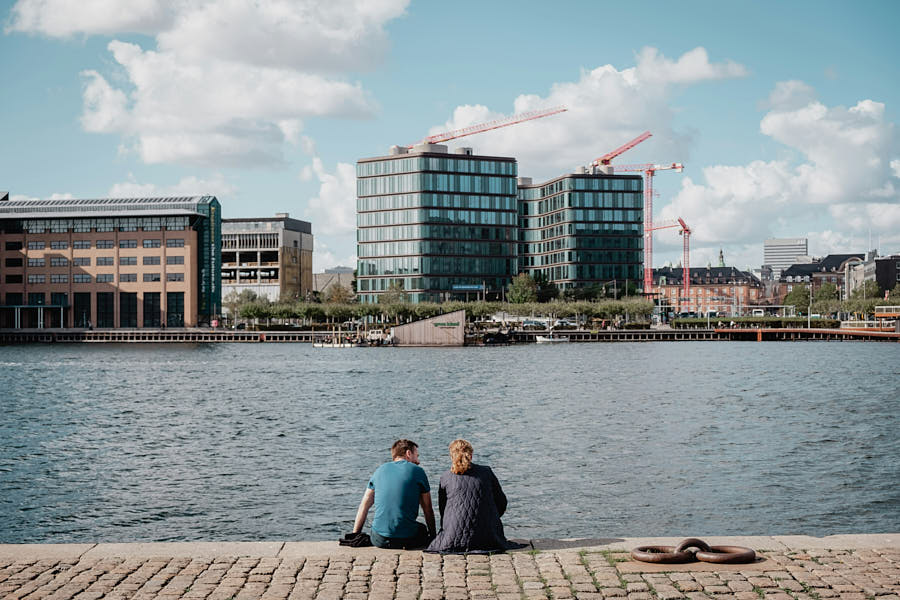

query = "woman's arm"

[{"left": 489, "top": 468, "right": 507, "bottom": 516}]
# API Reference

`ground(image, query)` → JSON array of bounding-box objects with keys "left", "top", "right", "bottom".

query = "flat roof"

[
  {"left": 358, "top": 150, "right": 516, "bottom": 164},
  {"left": 222, "top": 216, "right": 312, "bottom": 234},
  {"left": 0, "top": 196, "right": 217, "bottom": 219},
  {"left": 518, "top": 171, "right": 643, "bottom": 189}
]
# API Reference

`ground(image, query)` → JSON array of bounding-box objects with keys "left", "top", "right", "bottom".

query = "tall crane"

[
  {"left": 408, "top": 106, "right": 567, "bottom": 148},
  {"left": 612, "top": 162, "right": 685, "bottom": 293},
  {"left": 647, "top": 217, "right": 692, "bottom": 307},
  {"left": 592, "top": 131, "right": 652, "bottom": 170}
]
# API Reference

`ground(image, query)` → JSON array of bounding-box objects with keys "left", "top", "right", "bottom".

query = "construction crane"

[
  {"left": 591, "top": 131, "right": 652, "bottom": 170},
  {"left": 647, "top": 218, "right": 692, "bottom": 308},
  {"left": 612, "top": 162, "right": 685, "bottom": 293},
  {"left": 408, "top": 106, "right": 567, "bottom": 148}
]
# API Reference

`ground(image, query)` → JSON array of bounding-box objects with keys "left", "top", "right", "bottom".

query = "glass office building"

[
  {"left": 356, "top": 144, "right": 518, "bottom": 303},
  {"left": 518, "top": 172, "right": 643, "bottom": 292}
]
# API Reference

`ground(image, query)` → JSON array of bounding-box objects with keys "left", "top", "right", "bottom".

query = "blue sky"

[{"left": 1, "top": 0, "right": 898, "bottom": 271}]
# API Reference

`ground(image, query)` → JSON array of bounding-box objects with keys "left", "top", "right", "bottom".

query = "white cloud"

[
  {"left": 10, "top": 0, "right": 407, "bottom": 167},
  {"left": 107, "top": 174, "right": 236, "bottom": 199},
  {"left": 7, "top": 0, "right": 174, "bottom": 36},
  {"left": 10, "top": 192, "right": 74, "bottom": 201},
  {"left": 303, "top": 158, "right": 357, "bottom": 236},
  {"left": 313, "top": 239, "right": 356, "bottom": 273},
  {"left": 429, "top": 47, "right": 747, "bottom": 180},
  {"left": 659, "top": 82, "right": 899, "bottom": 261}
]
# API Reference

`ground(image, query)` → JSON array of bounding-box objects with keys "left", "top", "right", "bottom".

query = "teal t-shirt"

[{"left": 368, "top": 460, "right": 430, "bottom": 538}]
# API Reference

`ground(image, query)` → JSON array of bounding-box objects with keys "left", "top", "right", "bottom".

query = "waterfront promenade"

[{"left": 2, "top": 535, "right": 897, "bottom": 600}]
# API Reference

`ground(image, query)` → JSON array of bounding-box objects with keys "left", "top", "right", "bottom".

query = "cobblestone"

[{"left": 0, "top": 547, "right": 897, "bottom": 599}]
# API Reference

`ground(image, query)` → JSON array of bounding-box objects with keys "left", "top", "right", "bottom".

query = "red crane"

[
  {"left": 409, "top": 106, "right": 567, "bottom": 148},
  {"left": 592, "top": 130, "right": 652, "bottom": 168},
  {"left": 647, "top": 217, "right": 692, "bottom": 307},
  {"left": 612, "top": 162, "right": 685, "bottom": 293}
]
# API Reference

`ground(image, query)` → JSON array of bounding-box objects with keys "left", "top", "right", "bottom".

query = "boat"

[
  {"left": 535, "top": 329, "right": 569, "bottom": 343},
  {"left": 313, "top": 328, "right": 360, "bottom": 348}
]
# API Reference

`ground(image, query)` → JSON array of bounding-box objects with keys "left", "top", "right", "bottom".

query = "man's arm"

[
  {"left": 419, "top": 492, "right": 436, "bottom": 537},
  {"left": 352, "top": 488, "right": 375, "bottom": 533}
]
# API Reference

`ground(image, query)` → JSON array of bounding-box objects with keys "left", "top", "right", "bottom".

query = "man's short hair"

[{"left": 391, "top": 439, "right": 418, "bottom": 459}]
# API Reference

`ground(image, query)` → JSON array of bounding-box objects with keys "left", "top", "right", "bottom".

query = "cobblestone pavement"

[{"left": 1, "top": 547, "right": 899, "bottom": 600}]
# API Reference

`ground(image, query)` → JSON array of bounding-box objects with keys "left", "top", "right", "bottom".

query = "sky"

[{"left": 1, "top": 0, "right": 899, "bottom": 273}]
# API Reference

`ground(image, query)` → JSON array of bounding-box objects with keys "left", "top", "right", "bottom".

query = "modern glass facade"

[
  {"left": 357, "top": 146, "right": 518, "bottom": 303},
  {"left": 518, "top": 173, "right": 644, "bottom": 291}
]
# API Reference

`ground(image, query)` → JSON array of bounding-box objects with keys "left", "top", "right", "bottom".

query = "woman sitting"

[{"left": 426, "top": 439, "right": 517, "bottom": 554}]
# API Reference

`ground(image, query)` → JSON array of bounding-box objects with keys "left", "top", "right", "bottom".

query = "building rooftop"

[
  {"left": 222, "top": 213, "right": 312, "bottom": 234},
  {"left": 654, "top": 265, "right": 760, "bottom": 285},
  {"left": 0, "top": 195, "right": 218, "bottom": 219}
]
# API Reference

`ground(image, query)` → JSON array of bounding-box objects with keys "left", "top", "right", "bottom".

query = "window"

[
  {"left": 73, "top": 293, "right": 91, "bottom": 327},
  {"left": 120, "top": 292, "right": 138, "bottom": 327},
  {"left": 72, "top": 257, "right": 91, "bottom": 266},
  {"left": 27, "top": 241, "right": 45, "bottom": 250},
  {"left": 166, "top": 238, "right": 186, "bottom": 248},
  {"left": 50, "top": 274, "right": 68, "bottom": 283},
  {"left": 28, "top": 292, "right": 45, "bottom": 305},
  {"left": 73, "top": 274, "right": 92, "bottom": 283},
  {"left": 51, "top": 292, "right": 68, "bottom": 307},
  {"left": 50, "top": 241, "right": 68, "bottom": 250},
  {"left": 96, "top": 274, "right": 114, "bottom": 283},
  {"left": 96, "top": 257, "right": 115, "bottom": 266},
  {"left": 5, "top": 241, "right": 23, "bottom": 250},
  {"left": 6, "top": 293, "right": 23, "bottom": 305},
  {"left": 27, "top": 258, "right": 45, "bottom": 267},
  {"left": 73, "top": 240, "right": 91, "bottom": 249},
  {"left": 143, "top": 256, "right": 161, "bottom": 265},
  {"left": 166, "top": 292, "right": 184, "bottom": 327},
  {"left": 143, "top": 273, "right": 161, "bottom": 282},
  {"left": 119, "top": 239, "right": 137, "bottom": 248},
  {"left": 27, "top": 274, "right": 46, "bottom": 284},
  {"left": 5, "top": 274, "right": 23, "bottom": 284},
  {"left": 5, "top": 258, "right": 23, "bottom": 267},
  {"left": 143, "top": 239, "right": 161, "bottom": 248},
  {"left": 120, "top": 273, "right": 137, "bottom": 282},
  {"left": 97, "top": 292, "right": 115, "bottom": 327},
  {"left": 166, "top": 255, "right": 184, "bottom": 265},
  {"left": 120, "top": 256, "right": 137, "bottom": 265},
  {"left": 96, "top": 240, "right": 114, "bottom": 249},
  {"left": 143, "top": 292, "right": 161, "bottom": 327},
  {"left": 167, "top": 272, "right": 184, "bottom": 282},
  {"left": 50, "top": 257, "right": 69, "bottom": 267}
]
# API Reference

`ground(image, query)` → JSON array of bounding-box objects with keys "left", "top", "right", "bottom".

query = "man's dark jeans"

[{"left": 370, "top": 522, "right": 431, "bottom": 550}]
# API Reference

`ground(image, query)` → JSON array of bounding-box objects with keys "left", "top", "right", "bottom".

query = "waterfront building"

[
  {"left": 0, "top": 195, "right": 221, "bottom": 328},
  {"left": 517, "top": 171, "right": 643, "bottom": 293},
  {"left": 775, "top": 253, "right": 864, "bottom": 302},
  {"left": 845, "top": 251, "right": 900, "bottom": 298},
  {"left": 221, "top": 213, "right": 313, "bottom": 304},
  {"left": 651, "top": 266, "right": 762, "bottom": 316},
  {"left": 764, "top": 238, "right": 808, "bottom": 279},
  {"left": 356, "top": 144, "right": 519, "bottom": 303}
]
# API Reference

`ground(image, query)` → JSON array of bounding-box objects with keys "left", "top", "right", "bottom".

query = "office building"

[
  {"left": 221, "top": 213, "right": 313, "bottom": 303},
  {"left": 356, "top": 144, "right": 519, "bottom": 303},
  {"left": 0, "top": 195, "right": 221, "bottom": 328},
  {"left": 764, "top": 238, "right": 808, "bottom": 278},
  {"left": 651, "top": 266, "right": 762, "bottom": 316},
  {"left": 517, "top": 171, "right": 643, "bottom": 292}
]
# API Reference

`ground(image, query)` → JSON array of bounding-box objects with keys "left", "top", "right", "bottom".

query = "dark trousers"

[{"left": 370, "top": 522, "right": 430, "bottom": 550}]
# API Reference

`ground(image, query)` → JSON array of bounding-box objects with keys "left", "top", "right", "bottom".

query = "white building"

[{"left": 764, "top": 238, "right": 808, "bottom": 279}]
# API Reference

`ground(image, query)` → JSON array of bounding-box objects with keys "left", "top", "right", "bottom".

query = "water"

[{"left": 1, "top": 342, "right": 898, "bottom": 543}]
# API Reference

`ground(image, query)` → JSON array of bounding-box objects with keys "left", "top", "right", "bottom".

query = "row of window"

[
  {"left": 522, "top": 209, "right": 643, "bottom": 229},
  {"left": 357, "top": 240, "right": 517, "bottom": 258},
  {"left": 523, "top": 250, "right": 642, "bottom": 267},
  {"left": 519, "top": 222, "right": 642, "bottom": 242},
  {"left": 357, "top": 192, "right": 519, "bottom": 213},
  {"left": 357, "top": 173, "right": 517, "bottom": 197},
  {"left": 357, "top": 157, "right": 517, "bottom": 178},
  {"left": 520, "top": 191, "right": 643, "bottom": 214},
  {"left": 16, "top": 216, "right": 189, "bottom": 234},
  {"left": 519, "top": 235, "right": 642, "bottom": 255},
  {"left": 358, "top": 256, "right": 515, "bottom": 277},
  {"left": 524, "top": 263, "right": 642, "bottom": 281},
  {"left": 16, "top": 255, "right": 185, "bottom": 267},
  {"left": 17, "top": 238, "right": 186, "bottom": 250},
  {"left": 357, "top": 224, "right": 516, "bottom": 243},
  {"left": 357, "top": 208, "right": 518, "bottom": 228},
  {"left": 357, "top": 276, "right": 512, "bottom": 293},
  {"left": 519, "top": 175, "right": 641, "bottom": 200},
  {"left": 10, "top": 273, "right": 185, "bottom": 284}
]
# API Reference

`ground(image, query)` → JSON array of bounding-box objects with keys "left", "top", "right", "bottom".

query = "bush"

[{"left": 672, "top": 316, "right": 841, "bottom": 329}]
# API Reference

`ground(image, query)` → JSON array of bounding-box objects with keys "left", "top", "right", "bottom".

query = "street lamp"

[{"left": 807, "top": 286, "right": 812, "bottom": 329}]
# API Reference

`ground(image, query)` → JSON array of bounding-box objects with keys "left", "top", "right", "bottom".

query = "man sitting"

[{"left": 352, "top": 439, "right": 436, "bottom": 549}]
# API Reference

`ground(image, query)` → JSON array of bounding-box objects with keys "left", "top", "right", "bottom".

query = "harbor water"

[{"left": 1, "top": 341, "right": 898, "bottom": 543}]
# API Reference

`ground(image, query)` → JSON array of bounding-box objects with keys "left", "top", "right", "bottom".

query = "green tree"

[
  {"left": 851, "top": 280, "right": 882, "bottom": 300},
  {"left": 324, "top": 283, "right": 354, "bottom": 304},
  {"left": 783, "top": 284, "right": 811, "bottom": 314},
  {"left": 888, "top": 283, "right": 900, "bottom": 302},
  {"left": 814, "top": 282, "right": 839, "bottom": 302},
  {"left": 380, "top": 282, "right": 408, "bottom": 304},
  {"left": 532, "top": 272, "right": 559, "bottom": 302},
  {"left": 507, "top": 273, "right": 538, "bottom": 303}
]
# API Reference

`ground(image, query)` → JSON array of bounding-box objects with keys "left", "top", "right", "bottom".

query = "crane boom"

[
  {"left": 409, "top": 106, "right": 567, "bottom": 148},
  {"left": 592, "top": 131, "right": 652, "bottom": 166}
]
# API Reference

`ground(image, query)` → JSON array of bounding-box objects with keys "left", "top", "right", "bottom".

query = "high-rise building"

[
  {"left": 0, "top": 195, "right": 221, "bottom": 328},
  {"left": 764, "top": 238, "right": 808, "bottom": 277},
  {"left": 356, "top": 144, "right": 519, "bottom": 303},
  {"left": 221, "top": 213, "right": 313, "bottom": 303},
  {"left": 517, "top": 171, "right": 643, "bottom": 292}
]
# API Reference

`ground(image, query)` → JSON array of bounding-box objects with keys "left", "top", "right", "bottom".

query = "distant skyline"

[{"left": 2, "top": 0, "right": 898, "bottom": 272}]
